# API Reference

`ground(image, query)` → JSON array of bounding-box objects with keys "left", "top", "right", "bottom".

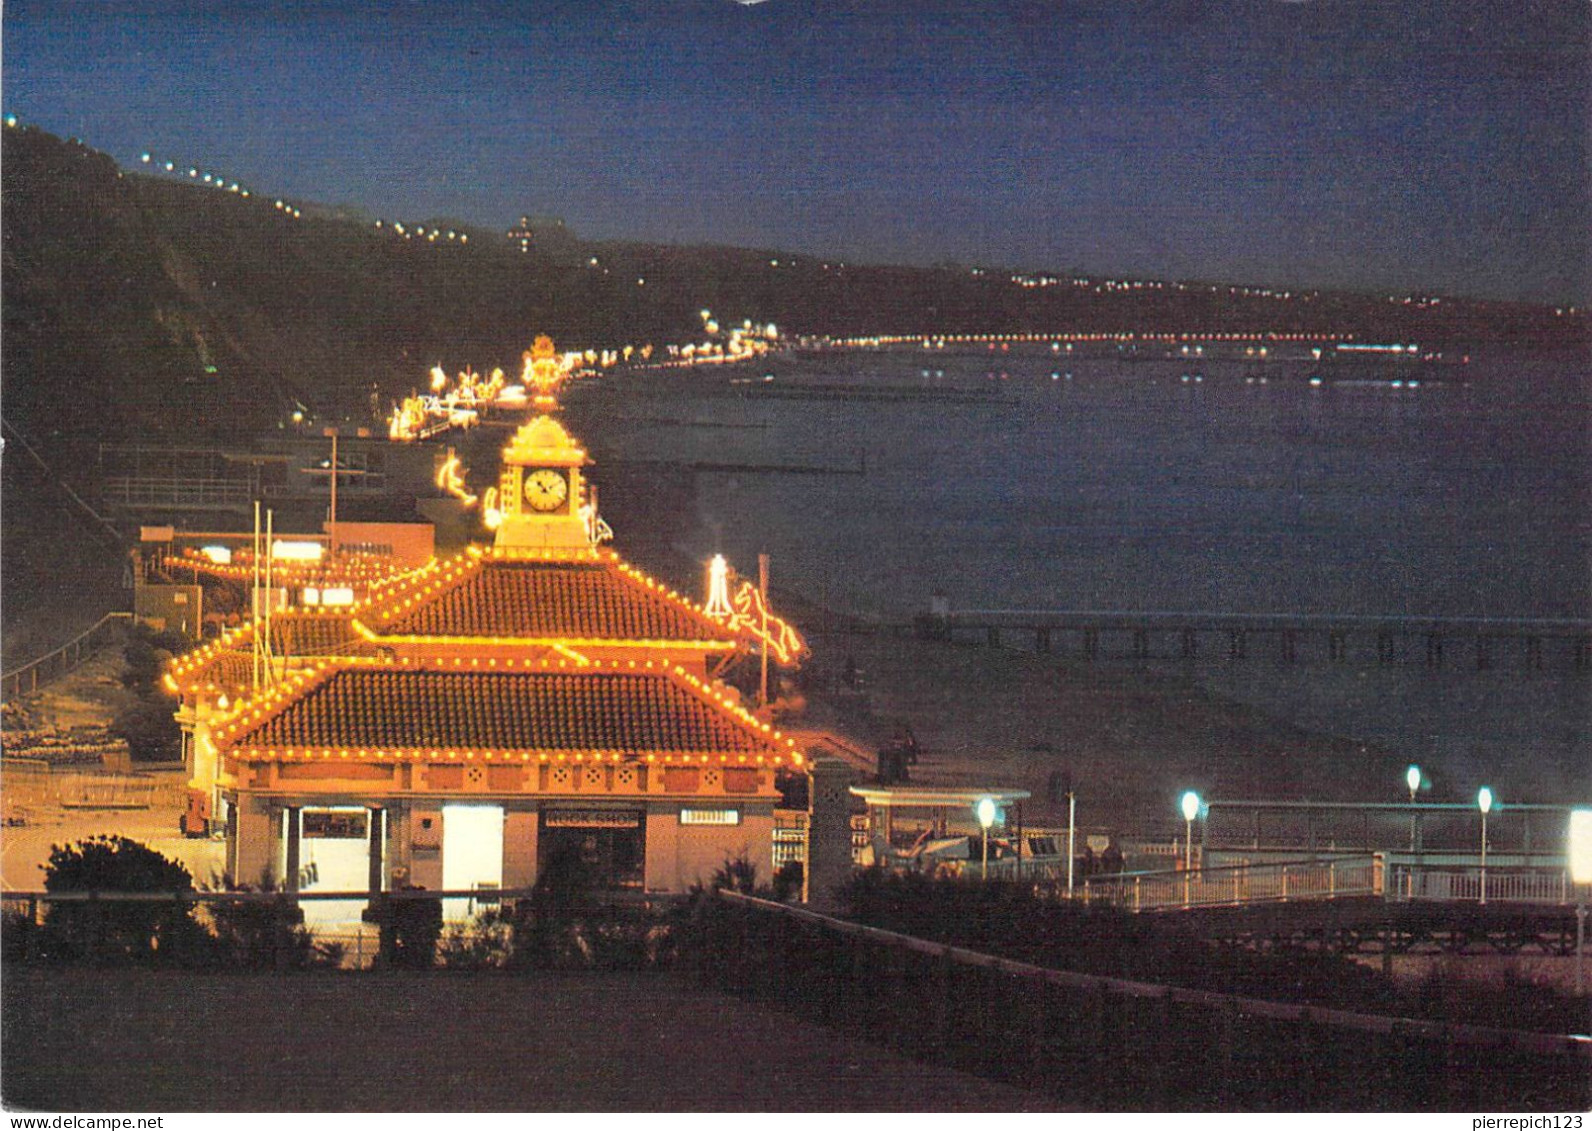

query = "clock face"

[{"left": 523, "top": 468, "right": 569, "bottom": 512}]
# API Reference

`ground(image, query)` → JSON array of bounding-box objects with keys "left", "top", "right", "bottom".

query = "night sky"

[{"left": 4, "top": 0, "right": 1586, "bottom": 302}]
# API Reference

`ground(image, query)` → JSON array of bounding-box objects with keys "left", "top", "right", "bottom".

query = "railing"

[
  {"left": 1388, "top": 864, "right": 1584, "bottom": 906},
  {"left": 2, "top": 613, "right": 132, "bottom": 699},
  {"left": 1, "top": 764, "right": 187, "bottom": 811},
  {"left": 99, "top": 476, "right": 254, "bottom": 510},
  {"left": 1, "top": 887, "right": 681, "bottom": 969},
  {"left": 702, "top": 889, "right": 1592, "bottom": 1109},
  {"left": 1068, "top": 856, "right": 1381, "bottom": 911}
]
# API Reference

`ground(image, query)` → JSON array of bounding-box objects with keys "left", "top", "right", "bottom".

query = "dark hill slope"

[{"left": 4, "top": 125, "right": 1583, "bottom": 449}]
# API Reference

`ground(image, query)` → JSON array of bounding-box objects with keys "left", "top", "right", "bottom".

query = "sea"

[{"left": 578, "top": 343, "right": 1591, "bottom": 803}]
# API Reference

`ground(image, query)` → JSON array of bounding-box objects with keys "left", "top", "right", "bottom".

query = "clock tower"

[{"left": 493, "top": 413, "right": 595, "bottom": 550}]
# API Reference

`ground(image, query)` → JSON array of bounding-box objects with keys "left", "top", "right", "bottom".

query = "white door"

[{"left": 441, "top": 804, "right": 504, "bottom": 922}]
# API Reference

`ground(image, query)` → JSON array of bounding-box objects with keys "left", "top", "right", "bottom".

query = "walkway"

[{"left": 2, "top": 967, "right": 1043, "bottom": 1112}]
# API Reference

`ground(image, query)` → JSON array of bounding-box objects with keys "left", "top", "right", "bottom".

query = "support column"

[
  {"left": 284, "top": 805, "right": 302, "bottom": 893},
  {"left": 367, "top": 806, "right": 385, "bottom": 895},
  {"left": 805, "top": 755, "right": 856, "bottom": 911}
]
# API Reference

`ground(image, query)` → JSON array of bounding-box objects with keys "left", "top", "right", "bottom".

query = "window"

[{"left": 680, "top": 809, "right": 740, "bottom": 826}]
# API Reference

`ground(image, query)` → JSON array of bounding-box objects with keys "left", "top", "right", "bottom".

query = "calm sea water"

[{"left": 581, "top": 345, "right": 1591, "bottom": 799}]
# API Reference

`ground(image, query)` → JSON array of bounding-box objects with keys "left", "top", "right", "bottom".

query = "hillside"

[{"left": 4, "top": 123, "right": 1584, "bottom": 450}]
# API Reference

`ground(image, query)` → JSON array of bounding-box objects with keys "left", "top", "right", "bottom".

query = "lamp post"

[
  {"left": 1180, "top": 790, "right": 1201, "bottom": 908},
  {"left": 1066, "top": 788, "right": 1077, "bottom": 897},
  {"left": 1568, "top": 809, "right": 1591, "bottom": 999},
  {"left": 977, "top": 797, "right": 997, "bottom": 882},
  {"left": 1477, "top": 787, "right": 1494, "bottom": 905},
  {"left": 1405, "top": 764, "right": 1422, "bottom": 852}
]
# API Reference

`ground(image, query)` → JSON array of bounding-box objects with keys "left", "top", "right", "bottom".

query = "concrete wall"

[
  {"left": 233, "top": 796, "right": 278, "bottom": 888},
  {"left": 644, "top": 803, "right": 773, "bottom": 894},
  {"left": 502, "top": 807, "right": 539, "bottom": 889}
]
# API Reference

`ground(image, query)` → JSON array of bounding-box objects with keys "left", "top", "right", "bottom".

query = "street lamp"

[
  {"left": 976, "top": 797, "right": 997, "bottom": 882},
  {"left": 1406, "top": 764, "right": 1422, "bottom": 851},
  {"left": 1180, "top": 790, "right": 1201, "bottom": 908},
  {"left": 1477, "top": 787, "right": 1494, "bottom": 905},
  {"left": 1567, "top": 809, "right": 1591, "bottom": 999}
]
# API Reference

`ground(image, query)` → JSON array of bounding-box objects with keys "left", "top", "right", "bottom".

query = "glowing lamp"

[
  {"left": 1180, "top": 790, "right": 1201, "bottom": 823},
  {"left": 1405, "top": 764, "right": 1421, "bottom": 799},
  {"left": 976, "top": 797, "right": 997, "bottom": 830},
  {"left": 1569, "top": 810, "right": 1592, "bottom": 885},
  {"left": 1477, "top": 787, "right": 1494, "bottom": 815}
]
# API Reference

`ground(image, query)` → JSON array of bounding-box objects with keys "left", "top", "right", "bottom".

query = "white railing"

[
  {"left": 1067, "top": 856, "right": 1381, "bottom": 912},
  {"left": 1388, "top": 865, "right": 1581, "bottom": 905}
]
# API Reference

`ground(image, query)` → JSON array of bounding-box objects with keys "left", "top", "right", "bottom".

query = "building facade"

[{"left": 168, "top": 346, "right": 822, "bottom": 916}]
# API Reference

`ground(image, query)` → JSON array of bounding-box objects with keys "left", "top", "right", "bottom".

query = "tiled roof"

[
  {"left": 358, "top": 551, "right": 737, "bottom": 646},
  {"left": 166, "top": 613, "right": 370, "bottom": 695},
  {"left": 266, "top": 613, "right": 365, "bottom": 657},
  {"left": 215, "top": 660, "right": 796, "bottom": 764}
]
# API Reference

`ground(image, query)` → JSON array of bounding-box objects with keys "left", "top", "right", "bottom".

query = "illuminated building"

[{"left": 168, "top": 339, "right": 823, "bottom": 917}]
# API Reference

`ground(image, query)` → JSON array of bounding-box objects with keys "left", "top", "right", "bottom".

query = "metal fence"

[
  {"left": 2, "top": 613, "right": 132, "bottom": 699},
  {"left": 701, "top": 889, "right": 1592, "bottom": 1110},
  {"left": 1, "top": 887, "right": 678, "bottom": 971},
  {"left": 1, "top": 763, "right": 187, "bottom": 811},
  {"left": 1068, "top": 856, "right": 1382, "bottom": 912},
  {"left": 1205, "top": 800, "right": 1580, "bottom": 857},
  {"left": 1388, "top": 864, "right": 1585, "bottom": 906}
]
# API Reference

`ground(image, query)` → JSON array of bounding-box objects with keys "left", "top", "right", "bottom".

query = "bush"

[
  {"left": 120, "top": 624, "right": 189, "bottom": 694},
  {"left": 109, "top": 693, "right": 181, "bottom": 762},
  {"left": 37, "top": 836, "right": 215, "bottom": 965},
  {"left": 206, "top": 881, "right": 342, "bottom": 970},
  {"left": 436, "top": 907, "right": 515, "bottom": 970}
]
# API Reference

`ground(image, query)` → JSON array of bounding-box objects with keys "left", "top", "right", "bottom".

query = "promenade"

[{"left": 2, "top": 967, "right": 1042, "bottom": 1112}]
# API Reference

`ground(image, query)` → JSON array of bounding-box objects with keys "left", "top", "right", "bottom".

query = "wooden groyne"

[{"left": 917, "top": 608, "right": 1592, "bottom": 672}]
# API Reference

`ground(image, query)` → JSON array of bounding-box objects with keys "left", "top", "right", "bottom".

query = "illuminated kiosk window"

[
  {"left": 293, "top": 806, "right": 372, "bottom": 931},
  {"left": 680, "top": 809, "right": 741, "bottom": 826},
  {"left": 441, "top": 804, "right": 504, "bottom": 922}
]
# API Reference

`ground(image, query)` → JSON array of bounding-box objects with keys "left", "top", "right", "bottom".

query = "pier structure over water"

[{"left": 918, "top": 606, "right": 1592, "bottom": 673}]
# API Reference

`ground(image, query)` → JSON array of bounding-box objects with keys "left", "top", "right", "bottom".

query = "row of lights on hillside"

[
  {"left": 138, "top": 152, "right": 252, "bottom": 198},
  {"left": 374, "top": 220, "right": 467, "bottom": 244}
]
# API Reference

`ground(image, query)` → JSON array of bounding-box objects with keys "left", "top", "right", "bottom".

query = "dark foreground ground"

[{"left": 2, "top": 967, "right": 1042, "bottom": 1112}]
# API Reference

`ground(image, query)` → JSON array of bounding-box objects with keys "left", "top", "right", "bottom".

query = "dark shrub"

[{"left": 38, "top": 836, "right": 215, "bottom": 965}]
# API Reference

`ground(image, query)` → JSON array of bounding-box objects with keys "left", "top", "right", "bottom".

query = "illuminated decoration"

[
  {"left": 166, "top": 326, "right": 813, "bottom": 895},
  {"left": 165, "top": 547, "right": 414, "bottom": 590},
  {"left": 728, "top": 579, "right": 806, "bottom": 665},
  {"left": 579, "top": 501, "right": 613, "bottom": 545},
  {"left": 704, "top": 554, "right": 733, "bottom": 619},
  {"left": 700, "top": 554, "right": 806, "bottom": 665},
  {"left": 435, "top": 447, "right": 478, "bottom": 507},
  {"left": 388, "top": 351, "right": 549, "bottom": 443},
  {"left": 388, "top": 395, "right": 428, "bottom": 441},
  {"left": 522, "top": 335, "right": 574, "bottom": 410}
]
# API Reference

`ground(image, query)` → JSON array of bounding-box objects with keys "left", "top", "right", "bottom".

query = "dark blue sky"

[{"left": 5, "top": 0, "right": 1586, "bottom": 302}]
